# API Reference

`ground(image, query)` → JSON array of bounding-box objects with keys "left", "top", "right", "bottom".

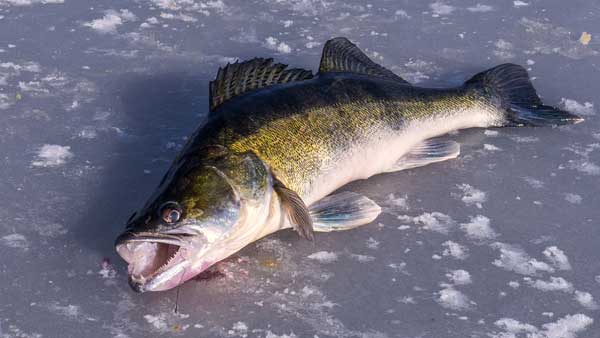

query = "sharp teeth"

[
  {"left": 131, "top": 273, "right": 146, "bottom": 283},
  {"left": 158, "top": 245, "right": 180, "bottom": 271}
]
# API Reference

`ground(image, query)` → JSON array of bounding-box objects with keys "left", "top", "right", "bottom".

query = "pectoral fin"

[
  {"left": 310, "top": 192, "right": 381, "bottom": 232},
  {"left": 388, "top": 139, "right": 460, "bottom": 172},
  {"left": 272, "top": 177, "right": 314, "bottom": 241}
]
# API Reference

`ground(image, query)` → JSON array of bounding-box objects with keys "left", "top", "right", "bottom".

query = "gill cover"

[{"left": 200, "top": 146, "right": 272, "bottom": 206}]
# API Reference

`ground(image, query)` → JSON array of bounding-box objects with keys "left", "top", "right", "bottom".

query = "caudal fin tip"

[
  {"left": 466, "top": 64, "right": 586, "bottom": 127},
  {"left": 555, "top": 111, "right": 584, "bottom": 125},
  {"left": 509, "top": 104, "right": 585, "bottom": 127}
]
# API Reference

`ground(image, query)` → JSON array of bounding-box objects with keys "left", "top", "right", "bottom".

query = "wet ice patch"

[
  {"left": 429, "top": 2, "right": 455, "bottom": 16},
  {"left": 523, "top": 177, "right": 544, "bottom": 189},
  {"left": 436, "top": 287, "right": 474, "bottom": 311},
  {"left": 0, "top": 60, "right": 41, "bottom": 73},
  {"left": 42, "top": 302, "right": 98, "bottom": 322},
  {"left": 467, "top": 4, "right": 493, "bottom": 12},
  {"left": 442, "top": 240, "right": 469, "bottom": 260},
  {"left": 569, "top": 161, "right": 600, "bottom": 176},
  {"left": 574, "top": 291, "right": 598, "bottom": 310},
  {"left": 150, "top": 0, "right": 225, "bottom": 15},
  {"left": 159, "top": 12, "right": 198, "bottom": 22},
  {"left": 0, "top": 0, "right": 63, "bottom": 5},
  {"left": 1, "top": 233, "right": 28, "bottom": 250},
  {"left": 564, "top": 193, "right": 582, "bottom": 204},
  {"left": 35, "top": 223, "right": 67, "bottom": 237},
  {"left": 31, "top": 144, "right": 73, "bottom": 167},
  {"left": 229, "top": 321, "right": 249, "bottom": 336},
  {"left": 48, "top": 303, "right": 81, "bottom": 319},
  {"left": 493, "top": 39, "right": 515, "bottom": 59},
  {"left": 493, "top": 318, "right": 537, "bottom": 335},
  {"left": 446, "top": 269, "right": 472, "bottom": 285},
  {"left": 461, "top": 215, "right": 498, "bottom": 240},
  {"left": 394, "top": 59, "right": 438, "bottom": 83},
  {"left": 492, "top": 314, "right": 593, "bottom": 338},
  {"left": 0, "top": 324, "right": 42, "bottom": 338},
  {"left": 348, "top": 253, "right": 375, "bottom": 263},
  {"left": 0, "top": 93, "right": 12, "bottom": 109},
  {"left": 543, "top": 246, "right": 571, "bottom": 270},
  {"left": 526, "top": 276, "right": 573, "bottom": 292},
  {"left": 491, "top": 242, "right": 555, "bottom": 275},
  {"left": 264, "top": 331, "right": 297, "bottom": 338},
  {"left": 513, "top": 0, "right": 529, "bottom": 7},
  {"left": 483, "top": 143, "right": 502, "bottom": 152},
  {"left": 456, "top": 184, "right": 486, "bottom": 208},
  {"left": 265, "top": 37, "right": 292, "bottom": 54},
  {"left": 398, "top": 296, "right": 416, "bottom": 304},
  {"left": 511, "top": 135, "right": 539, "bottom": 143},
  {"left": 144, "top": 312, "right": 190, "bottom": 333},
  {"left": 307, "top": 251, "right": 338, "bottom": 263},
  {"left": 18, "top": 81, "right": 49, "bottom": 95},
  {"left": 365, "top": 237, "right": 380, "bottom": 249},
  {"left": 560, "top": 98, "right": 595, "bottom": 116},
  {"left": 398, "top": 212, "right": 455, "bottom": 234},
  {"left": 520, "top": 18, "right": 598, "bottom": 59},
  {"left": 385, "top": 193, "right": 408, "bottom": 210},
  {"left": 84, "top": 9, "right": 137, "bottom": 34},
  {"left": 394, "top": 9, "right": 411, "bottom": 19}
]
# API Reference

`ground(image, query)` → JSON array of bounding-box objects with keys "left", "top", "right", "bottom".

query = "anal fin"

[
  {"left": 310, "top": 192, "right": 381, "bottom": 232},
  {"left": 388, "top": 139, "right": 460, "bottom": 172}
]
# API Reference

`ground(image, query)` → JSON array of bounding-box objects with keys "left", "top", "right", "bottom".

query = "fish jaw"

[
  {"left": 115, "top": 232, "right": 198, "bottom": 292},
  {"left": 114, "top": 188, "right": 282, "bottom": 292}
]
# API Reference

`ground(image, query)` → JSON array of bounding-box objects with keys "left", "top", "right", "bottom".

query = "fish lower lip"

[
  {"left": 116, "top": 239, "right": 187, "bottom": 291},
  {"left": 128, "top": 275, "right": 146, "bottom": 293}
]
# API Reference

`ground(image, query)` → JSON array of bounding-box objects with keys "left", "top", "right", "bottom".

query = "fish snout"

[{"left": 128, "top": 274, "right": 146, "bottom": 293}]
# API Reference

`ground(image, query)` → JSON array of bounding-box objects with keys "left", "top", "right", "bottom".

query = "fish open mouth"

[{"left": 115, "top": 233, "right": 189, "bottom": 292}]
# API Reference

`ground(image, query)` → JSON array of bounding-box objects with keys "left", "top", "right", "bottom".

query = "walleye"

[{"left": 115, "top": 37, "right": 582, "bottom": 292}]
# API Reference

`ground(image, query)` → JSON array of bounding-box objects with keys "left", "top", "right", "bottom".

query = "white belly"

[{"left": 303, "top": 105, "right": 501, "bottom": 205}]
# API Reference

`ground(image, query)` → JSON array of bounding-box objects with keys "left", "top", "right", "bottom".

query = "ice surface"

[{"left": 1, "top": 0, "right": 599, "bottom": 337}]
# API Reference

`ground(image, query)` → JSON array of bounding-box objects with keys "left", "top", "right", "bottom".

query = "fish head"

[{"left": 115, "top": 146, "right": 272, "bottom": 292}]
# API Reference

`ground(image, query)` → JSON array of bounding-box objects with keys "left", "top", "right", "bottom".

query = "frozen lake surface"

[{"left": 1, "top": 1, "right": 599, "bottom": 337}]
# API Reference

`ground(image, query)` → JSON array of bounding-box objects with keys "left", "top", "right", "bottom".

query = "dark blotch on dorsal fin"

[
  {"left": 318, "top": 37, "right": 409, "bottom": 84},
  {"left": 209, "top": 58, "right": 314, "bottom": 112}
]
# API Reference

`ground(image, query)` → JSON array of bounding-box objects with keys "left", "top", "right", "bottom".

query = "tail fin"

[{"left": 465, "top": 64, "right": 584, "bottom": 126}]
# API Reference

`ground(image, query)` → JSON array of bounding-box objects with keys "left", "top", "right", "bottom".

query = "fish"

[{"left": 115, "top": 37, "right": 583, "bottom": 292}]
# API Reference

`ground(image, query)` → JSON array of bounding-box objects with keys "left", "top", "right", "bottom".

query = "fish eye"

[{"left": 159, "top": 202, "right": 182, "bottom": 224}]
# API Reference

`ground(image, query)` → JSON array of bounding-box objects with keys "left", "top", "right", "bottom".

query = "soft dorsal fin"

[
  {"left": 318, "top": 37, "right": 410, "bottom": 84},
  {"left": 209, "top": 58, "right": 314, "bottom": 112}
]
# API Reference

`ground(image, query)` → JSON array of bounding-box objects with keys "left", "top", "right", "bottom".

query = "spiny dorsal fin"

[
  {"left": 318, "top": 37, "right": 409, "bottom": 84},
  {"left": 209, "top": 58, "right": 314, "bottom": 112}
]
